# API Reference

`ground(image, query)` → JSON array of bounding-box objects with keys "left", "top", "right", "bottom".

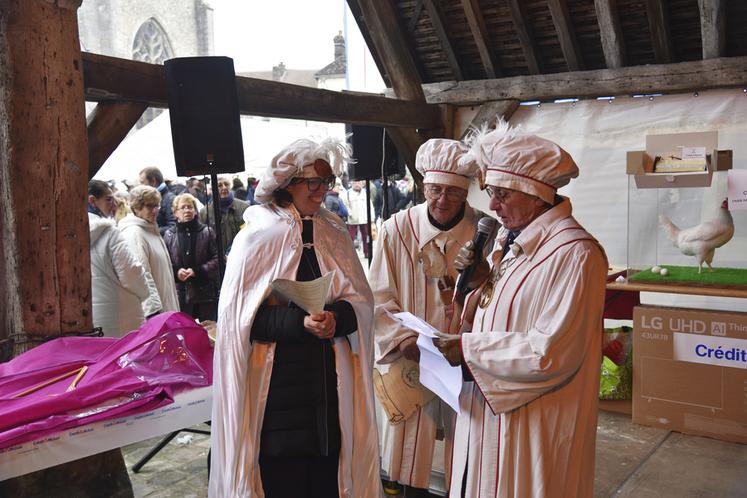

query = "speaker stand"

[
  {"left": 365, "top": 179, "right": 373, "bottom": 266},
  {"left": 209, "top": 171, "right": 226, "bottom": 281}
]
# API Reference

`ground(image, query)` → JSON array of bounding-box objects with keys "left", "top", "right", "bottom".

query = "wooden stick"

[
  {"left": 66, "top": 365, "right": 88, "bottom": 392},
  {"left": 10, "top": 366, "right": 85, "bottom": 399}
]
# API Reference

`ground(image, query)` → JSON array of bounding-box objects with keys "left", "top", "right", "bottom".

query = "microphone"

[{"left": 455, "top": 217, "right": 497, "bottom": 299}]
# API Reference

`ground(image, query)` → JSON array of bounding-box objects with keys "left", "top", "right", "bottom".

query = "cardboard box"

[
  {"left": 633, "top": 305, "right": 747, "bottom": 444},
  {"left": 626, "top": 131, "right": 732, "bottom": 189}
]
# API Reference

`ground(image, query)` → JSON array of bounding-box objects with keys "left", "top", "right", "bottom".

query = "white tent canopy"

[
  {"left": 94, "top": 111, "right": 345, "bottom": 184},
  {"left": 466, "top": 88, "right": 747, "bottom": 312}
]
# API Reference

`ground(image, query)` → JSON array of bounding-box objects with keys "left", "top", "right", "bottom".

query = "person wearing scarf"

[
  {"left": 163, "top": 193, "right": 219, "bottom": 321},
  {"left": 199, "top": 176, "right": 250, "bottom": 255},
  {"left": 369, "top": 138, "right": 485, "bottom": 498}
]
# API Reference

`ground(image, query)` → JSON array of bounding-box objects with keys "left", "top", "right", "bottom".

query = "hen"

[{"left": 659, "top": 199, "right": 734, "bottom": 273}]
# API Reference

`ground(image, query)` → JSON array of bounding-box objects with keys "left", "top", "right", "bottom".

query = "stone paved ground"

[
  {"left": 122, "top": 412, "right": 747, "bottom": 498},
  {"left": 123, "top": 424, "right": 211, "bottom": 498}
]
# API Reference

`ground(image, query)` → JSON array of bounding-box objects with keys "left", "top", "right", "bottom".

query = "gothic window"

[{"left": 132, "top": 19, "right": 174, "bottom": 128}]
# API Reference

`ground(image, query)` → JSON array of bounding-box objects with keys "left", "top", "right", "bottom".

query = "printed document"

[
  {"left": 387, "top": 311, "right": 463, "bottom": 414},
  {"left": 271, "top": 271, "right": 334, "bottom": 314}
]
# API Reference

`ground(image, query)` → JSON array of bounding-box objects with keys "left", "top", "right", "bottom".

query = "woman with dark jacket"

[
  {"left": 164, "top": 193, "right": 219, "bottom": 321},
  {"left": 209, "top": 138, "right": 380, "bottom": 498}
]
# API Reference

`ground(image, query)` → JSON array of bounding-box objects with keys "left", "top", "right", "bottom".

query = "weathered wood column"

[
  {"left": 0, "top": 0, "right": 131, "bottom": 495},
  {"left": 0, "top": 0, "right": 91, "bottom": 348}
]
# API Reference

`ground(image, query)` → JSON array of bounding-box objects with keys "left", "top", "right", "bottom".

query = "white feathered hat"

[
  {"left": 254, "top": 137, "right": 353, "bottom": 203},
  {"left": 464, "top": 119, "right": 578, "bottom": 204}
]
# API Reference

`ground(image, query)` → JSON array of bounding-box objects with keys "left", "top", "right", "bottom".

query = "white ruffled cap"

[
  {"left": 255, "top": 137, "right": 352, "bottom": 203},
  {"left": 415, "top": 138, "right": 480, "bottom": 190},
  {"left": 465, "top": 120, "right": 579, "bottom": 204}
]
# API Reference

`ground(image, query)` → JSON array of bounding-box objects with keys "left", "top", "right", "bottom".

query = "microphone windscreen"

[{"left": 477, "top": 216, "right": 497, "bottom": 237}]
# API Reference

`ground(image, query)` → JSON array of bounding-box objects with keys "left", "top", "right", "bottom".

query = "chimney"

[
  {"left": 272, "top": 62, "right": 286, "bottom": 81},
  {"left": 334, "top": 31, "right": 345, "bottom": 59}
]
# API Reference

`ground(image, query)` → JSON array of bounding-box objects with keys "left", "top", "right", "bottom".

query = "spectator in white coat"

[
  {"left": 345, "top": 181, "right": 372, "bottom": 258},
  {"left": 87, "top": 180, "right": 150, "bottom": 337},
  {"left": 119, "top": 185, "right": 180, "bottom": 317}
]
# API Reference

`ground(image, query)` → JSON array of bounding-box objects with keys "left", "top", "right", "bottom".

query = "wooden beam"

[
  {"left": 345, "top": 0, "right": 391, "bottom": 87},
  {"left": 355, "top": 0, "right": 425, "bottom": 101},
  {"left": 87, "top": 102, "right": 148, "bottom": 179},
  {"left": 422, "top": 0, "right": 464, "bottom": 80},
  {"left": 645, "top": 0, "right": 672, "bottom": 64},
  {"left": 547, "top": 0, "right": 585, "bottom": 71},
  {"left": 423, "top": 56, "right": 747, "bottom": 103},
  {"left": 461, "top": 0, "right": 500, "bottom": 78},
  {"left": 81, "top": 52, "right": 443, "bottom": 129},
  {"left": 594, "top": 0, "right": 626, "bottom": 68},
  {"left": 351, "top": 0, "right": 430, "bottom": 176},
  {"left": 459, "top": 100, "right": 520, "bottom": 139},
  {"left": 507, "top": 0, "right": 542, "bottom": 74},
  {"left": 698, "top": 0, "right": 725, "bottom": 59}
]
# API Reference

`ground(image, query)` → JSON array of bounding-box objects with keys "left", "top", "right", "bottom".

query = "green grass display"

[{"left": 629, "top": 265, "right": 747, "bottom": 287}]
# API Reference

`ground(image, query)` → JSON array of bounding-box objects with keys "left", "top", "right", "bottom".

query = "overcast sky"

[{"left": 210, "top": 0, "right": 348, "bottom": 72}]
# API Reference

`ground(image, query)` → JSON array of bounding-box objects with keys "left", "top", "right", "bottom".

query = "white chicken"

[{"left": 659, "top": 199, "right": 734, "bottom": 273}]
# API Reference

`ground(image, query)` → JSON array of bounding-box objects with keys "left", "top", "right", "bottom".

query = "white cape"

[{"left": 208, "top": 203, "right": 381, "bottom": 498}]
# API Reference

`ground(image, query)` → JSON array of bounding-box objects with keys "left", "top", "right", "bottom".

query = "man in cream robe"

[
  {"left": 209, "top": 138, "right": 381, "bottom": 498},
  {"left": 370, "top": 139, "right": 484, "bottom": 496},
  {"left": 437, "top": 126, "right": 607, "bottom": 498}
]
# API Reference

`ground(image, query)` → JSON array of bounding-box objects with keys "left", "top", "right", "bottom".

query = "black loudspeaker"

[
  {"left": 165, "top": 57, "right": 245, "bottom": 177},
  {"left": 347, "top": 125, "right": 406, "bottom": 181}
]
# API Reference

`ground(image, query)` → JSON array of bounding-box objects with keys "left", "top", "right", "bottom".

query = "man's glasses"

[
  {"left": 424, "top": 185, "right": 466, "bottom": 201},
  {"left": 290, "top": 175, "right": 336, "bottom": 192},
  {"left": 485, "top": 186, "right": 513, "bottom": 202}
]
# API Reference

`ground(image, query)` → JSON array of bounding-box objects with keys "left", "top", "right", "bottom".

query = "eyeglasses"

[
  {"left": 424, "top": 185, "right": 466, "bottom": 201},
  {"left": 290, "top": 175, "right": 336, "bottom": 192},
  {"left": 485, "top": 186, "right": 513, "bottom": 202},
  {"left": 144, "top": 203, "right": 160, "bottom": 210},
  {"left": 177, "top": 205, "right": 195, "bottom": 211}
]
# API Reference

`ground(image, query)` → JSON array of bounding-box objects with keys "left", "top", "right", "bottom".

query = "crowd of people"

[
  {"left": 86, "top": 168, "right": 260, "bottom": 337},
  {"left": 87, "top": 122, "right": 607, "bottom": 498}
]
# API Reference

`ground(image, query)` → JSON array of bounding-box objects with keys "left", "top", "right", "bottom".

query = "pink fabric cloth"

[{"left": 0, "top": 311, "right": 212, "bottom": 448}]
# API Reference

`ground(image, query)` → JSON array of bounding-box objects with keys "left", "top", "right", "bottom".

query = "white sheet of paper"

[
  {"left": 681, "top": 146, "right": 706, "bottom": 160},
  {"left": 270, "top": 270, "right": 335, "bottom": 314},
  {"left": 388, "top": 311, "right": 463, "bottom": 414},
  {"left": 728, "top": 169, "right": 747, "bottom": 211}
]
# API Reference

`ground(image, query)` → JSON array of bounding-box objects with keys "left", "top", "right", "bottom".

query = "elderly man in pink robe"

[
  {"left": 436, "top": 121, "right": 608, "bottom": 498},
  {"left": 369, "top": 138, "right": 484, "bottom": 497}
]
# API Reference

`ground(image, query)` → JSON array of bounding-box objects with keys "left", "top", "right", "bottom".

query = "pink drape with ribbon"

[{"left": 0, "top": 311, "right": 213, "bottom": 449}]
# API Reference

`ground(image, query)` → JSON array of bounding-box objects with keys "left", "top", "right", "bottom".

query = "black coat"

[
  {"left": 250, "top": 219, "right": 358, "bottom": 458},
  {"left": 163, "top": 219, "right": 219, "bottom": 306},
  {"left": 157, "top": 186, "right": 177, "bottom": 235}
]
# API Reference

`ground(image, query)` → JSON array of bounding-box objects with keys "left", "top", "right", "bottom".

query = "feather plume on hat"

[
  {"left": 463, "top": 117, "right": 578, "bottom": 204},
  {"left": 255, "top": 137, "right": 353, "bottom": 203}
]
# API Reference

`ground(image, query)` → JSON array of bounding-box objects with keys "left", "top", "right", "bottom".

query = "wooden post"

[
  {"left": 0, "top": 0, "right": 92, "bottom": 351},
  {"left": 87, "top": 102, "right": 148, "bottom": 179},
  {"left": 0, "top": 1, "right": 132, "bottom": 495}
]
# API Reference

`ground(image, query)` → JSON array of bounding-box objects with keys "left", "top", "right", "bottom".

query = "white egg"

[
  {"left": 651, "top": 266, "right": 661, "bottom": 274},
  {"left": 660, "top": 268, "right": 669, "bottom": 276}
]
